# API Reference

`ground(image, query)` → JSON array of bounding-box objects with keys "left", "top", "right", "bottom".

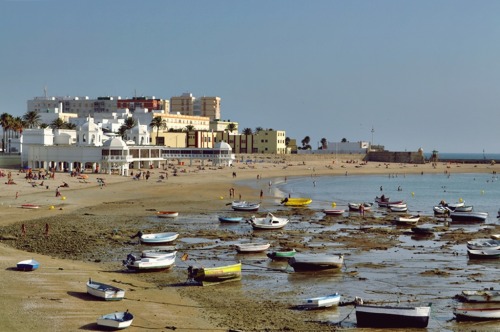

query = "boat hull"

[
  {"left": 356, "top": 304, "right": 431, "bottom": 328},
  {"left": 189, "top": 262, "right": 242, "bottom": 286},
  {"left": 467, "top": 249, "right": 500, "bottom": 259},
  {"left": 302, "top": 293, "right": 341, "bottom": 309},
  {"left": 157, "top": 211, "right": 178, "bottom": 218},
  {"left": 218, "top": 216, "right": 243, "bottom": 223},
  {"left": 267, "top": 249, "right": 296, "bottom": 260},
  {"left": 97, "top": 312, "right": 133, "bottom": 329},
  {"left": 323, "top": 209, "right": 345, "bottom": 215},
  {"left": 16, "top": 259, "right": 39, "bottom": 271},
  {"left": 459, "top": 290, "right": 500, "bottom": 303},
  {"left": 281, "top": 197, "right": 312, "bottom": 207},
  {"left": 86, "top": 280, "right": 125, "bottom": 301},
  {"left": 450, "top": 212, "right": 488, "bottom": 222},
  {"left": 454, "top": 307, "right": 500, "bottom": 321},
  {"left": 235, "top": 243, "right": 270, "bottom": 253},
  {"left": 140, "top": 232, "right": 179, "bottom": 244},
  {"left": 288, "top": 254, "right": 344, "bottom": 272}
]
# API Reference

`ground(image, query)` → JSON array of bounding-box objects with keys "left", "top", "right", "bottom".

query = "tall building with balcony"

[
  {"left": 28, "top": 96, "right": 121, "bottom": 117},
  {"left": 170, "top": 93, "right": 221, "bottom": 120}
]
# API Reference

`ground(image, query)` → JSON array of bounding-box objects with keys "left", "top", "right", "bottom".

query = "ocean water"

[{"left": 423, "top": 152, "right": 500, "bottom": 161}]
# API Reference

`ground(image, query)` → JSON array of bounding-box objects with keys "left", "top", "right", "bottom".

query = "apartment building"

[{"left": 170, "top": 92, "right": 221, "bottom": 120}]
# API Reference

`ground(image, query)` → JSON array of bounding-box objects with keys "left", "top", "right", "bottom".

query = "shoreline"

[{"left": 0, "top": 154, "right": 498, "bottom": 331}]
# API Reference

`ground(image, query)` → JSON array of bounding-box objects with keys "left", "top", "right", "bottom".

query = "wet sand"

[{"left": 0, "top": 154, "right": 499, "bottom": 331}]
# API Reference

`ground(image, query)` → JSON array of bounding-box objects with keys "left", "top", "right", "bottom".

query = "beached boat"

[
  {"left": 454, "top": 205, "right": 474, "bottom": 212},
  {"left": 123, "top": 252, "right": 176, "bottom": 271},
  {"left": 21, "top": 204, "right": 40, "bottom": 209},
  {"left": 389, "top": 204, "right": 408, "bottom": 213},
  {"left": 300, "top": 293, "right": 341, "bottom": 309},
  {"left": 231, "top": 201, "right": 260, "bottom": 212},
  {"left": 288, "top": 253, "right": 344, "bottom": 272},
  {"left": 454, "top": 307, "right": 500, "bottom": 321},
  {"left": 450, "top": 211, "right": 488, "bottom": 222},
  {"left": 156, "top": 211, "right": 179, "bottom": 218},
  {"left": 395, "top": 215, "right": 420, "bottom": 225},
  {"left": 267, "top": 248, "right": 296, "bottom": 260},
  {"left": 323, "top": 209, "right": 345, "bottom": 216},
  {"left": 375, "top": 195, "right": 390, "bottom": 204},
  {"left": 96, "top": 310, "right": 134, "bottom": 329},
  {"left": 218, "top": 216, "right": 243, "bottom": 223},
  {"left": 187, "top": 262, "right": 242, "bottom": 286},
  {"left": 458, "top": 289, "right": 500, "bottom": 303},
  {"left": 348, "top": 202, "right": 373, "bottom": 211},
  {"left": 249, "top": 213, "right": 289, "bottom": 230},
  {"left": 411, "top": 226, "right": 434, "bottom": 235},
  {"left": 280, "top": 197, "right": 312, "bottom": 207},
  {"left": 433, "top": 205, "right": 450, "bottom": 215},
  {"left": 492, "top": 234, "right": 500, "bottom": 240},
  {"left": 86, "top": 278, "right": 125, "bottom": 301},
  {"left": 467, "top": 239, "right": 500, "bottom": 250},
  {"left": 355, "top": 301, "right": 432, "bottom": 328},
  {"left": 235, "top": 242, "right": 270, "bottom": 253},
  {"left": 140, "top": 232, "right": 179, "bottom": 244},
  {"left": 16, "top": 259, "right": 39, "bottom": 271},
  {"left": 438, "top": 200, "right": 465, "bottom": 211},
  {"left": 141, "top": 246, "right": 176, "bottom": 258},
  {"left": 467, "top": 248, "right": 500, "bottom": 259}
]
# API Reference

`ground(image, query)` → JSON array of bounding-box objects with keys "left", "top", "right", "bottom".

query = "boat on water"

[
  {"left": 375, "top": 196, "right": 403, "bottom": 207},
  {"left": 235, "top": 242, "right": 270, "bottom": 253},
  {"left": 458, "top": 289, "right": 500, "bottom": 303},
  {"left": 467, "top": 239, "right": 500, "bottom": 250},
  {"left": 323, "top": 209, "right": 345, "bottom": 216},
  {"left": 300, "top": 293, "right": 341, "bottom": 309},
  {"left": 355, "top": 298, "right": 432, "bottom": 328},
  {"left": 218, "top": 216, "right": 243, "bottom": 223},
  {"left": 249, "top": 213, "right": 289, "bottom": 230},
  {"left": 433, "top": 205, "right": 450, "bottom": 215},
  {"left": 123, "top": 252, "right": 176, "bottom": 271},
  {"left": 288, "top": 253, "right": 344, "bottom": 272},
  {"left": 187, "top": 262, "right": 242, "bottom": 286},
  {"left": 267, "top": 248, "right": 296, "bottom": 260},
  {"left": 438, "top": 200, "right": 465, "bottom": 211},
  {"left": 348, "top": 202, "right": 373, "bottom": 211},
  {"left": 21, "top": 204, "right": 40, "bottom": 209},
  {"left": 454, "top": 205, "right": 474, "bottom": 212},
  {"left": 454, "top": 307, "right": 500, "bottom": 321},
  {"left": 140, "top": 232, "right": 179, "bottom": 244},
  {"left": 17, "top": 259, "right": 39, "bottom": 271},
  {"left": 280, "top": 197, "right": 312, "bottom": 207},
  {"left": 467, "top": 248, "right": 500, "bottom": 259},
  {"left": 231, "top": 201, "right": 260, "bottom": 212},
  {"left": 395, "top": 215, "right": 420, "bottom": 225},
  {"left": 389, "top": 203, "right": 408, "bottom": 213},
  {"left": 86, "top": 278, "right": 125, "bottom": 301},
  {"left": 156, "top": 211, "right": 179, "bottom": 218},
  {"left": 96, "top": 310, "right": 134, "bottom": 330},
  {"left": 141, "top": 246, "right": 176, "bottom": 258},
  {"left": 450, "top": 211, "right": 488, "bottom": 222}
]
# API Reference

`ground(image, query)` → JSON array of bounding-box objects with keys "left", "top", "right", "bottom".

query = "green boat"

[{"left": 267, "top": 248, "right": 296, "bottom": 260}]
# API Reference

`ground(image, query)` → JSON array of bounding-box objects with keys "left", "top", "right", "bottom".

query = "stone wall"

[{"left": 366, "top": 151, "right": 425, "bottom": 164}]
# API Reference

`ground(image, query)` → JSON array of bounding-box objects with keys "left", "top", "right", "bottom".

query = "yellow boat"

[
  {"left": 188, "top": 262, "right": 242, "bottom": 286},
  {"left": 281, "top": 197, "right": 312, "bottom": 206}
]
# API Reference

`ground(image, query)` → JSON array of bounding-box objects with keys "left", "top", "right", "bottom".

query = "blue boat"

[
  {"left": 17, "top": 259, "right": 39, "bottom": 271},
  {"left": 218, "top": 216, "right": 243, "bottom": 223}
]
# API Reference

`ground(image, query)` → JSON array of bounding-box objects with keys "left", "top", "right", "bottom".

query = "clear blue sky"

[{"left": 1, "top": 0, "right": 500, "bottom": 153}]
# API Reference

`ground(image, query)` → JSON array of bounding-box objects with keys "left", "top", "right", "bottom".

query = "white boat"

[
  {"left": 231, "top": 201, "right": 260, "bottom": 212},
  {"left": 141, "top": 246, "right": 177, "bottom": 258},
  {"left": 454, "top": 205, "right": 474, "bottom": 212},
  {"left": 395, "top": 215, "right": 420, "bottom": 225},
  {"left": 16, "top": 259, "right": 39, "bottom": 271},
  {"left": 249, "top": 213, "right": 289, "bottom": 230},
  {"left": 467, "top": 239, "right": 500, "bottom": 250},
  {"left": 389, "top": 204, "right": 408, "bottom": 213},
  {"left": 123, "top": 252, "right": 176, "bottom": 271},
  {"left": 433, "top": 205, "right": 450, "bottom": 215},
  {"left": 454, "top": 307, "right": 500, "bottom": 321},
  {"left": 458, "top": 289, "right": 500, "bottom": 303},
  {"left": 467, "top": 248, "right": 500, "bottom": 259},
  {"left": 438, "top": 200, "right": 465, "bottom": 211},
  {"left": 450, "top": 211, "right": 488, "bottom": 222},
  {"left": 86, "top": 278, "right": 125, "bottom": 301},
  {"left": 355, "top": 300, "right": 432, "bottom": 328},
  {"left": 323, "top": 209, "right": 345, "bottom": 215},
  {"left": 140, "top": 232, "right": 179, "bottom": 244},
  {"left": 235, "top": 242, "right": 270, "bottom": 253},
  {"left": 156, "top": 211, "right": 179, "bottom": 218},
  {"left": 301, "top": 293, "right": 341, "bottom": 309},
  {"left": 97, "top": 310, "right": 134, "bottom": 329},
  {"left": 492, "top": 234, "right": 500, "bottom": 240},
  {"left": 348, "top": 202, "right": 372, "bottom": 211},
  {"left": 288, "top": 253, "right": 344, "bottom": 272}
]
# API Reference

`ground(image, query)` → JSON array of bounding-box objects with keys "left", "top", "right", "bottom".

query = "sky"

[{"left": 1, "top": 0, "right": 500, "bottom": 154}]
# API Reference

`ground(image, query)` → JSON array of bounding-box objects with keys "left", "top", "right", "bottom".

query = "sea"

[{"left": 423, "top": 152, "right": 500, "bottom": 161}]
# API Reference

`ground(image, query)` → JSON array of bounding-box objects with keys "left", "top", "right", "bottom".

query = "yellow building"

[
  {"left": 214, "top": 129, "right": 287, "bottom": 154},
  {"left": 170, "top": 93, "right": 221, "bottom": 120}
]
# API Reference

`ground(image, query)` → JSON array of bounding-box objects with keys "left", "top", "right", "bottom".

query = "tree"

[
  {"left": 301, "top": 136, "right": 312, "bottom": 150},
  {"left": 50, "top": 118, "right": 66, "bottom": 129},
  {"left": 65, "top": 122, "right": 77, "bottom": 130},
  {"left": 242, "top": 128, "right": 253, "bottom": 135},
  {"left": 255, "top": 126, "right": 263, "bottom": 133},
  {"left": 118, "top": 117, "right": 137, "bottom": 139},
  {"left": 185, "top": 125, "right": 195, "bottom": 131},
  {"left": 226, "top": 122, "right": 237, "bottom": 133},
  {"left": 341, "top": 138, "right": 347, "bottom": 143},
  {"left": 23, "top": 110, "right": 41, "bottom": 129},
  {"left": 320, "top": 138, "right": 328, "bottom": 150},
  {"left": 149, "top": 116, "right": 166, "bottom": 145},
  {"left": 0, "top": 113, "right": 13, "bottom": 153},
  {"left": 285, "top": 137, "right": 290, "bottom": 147}
]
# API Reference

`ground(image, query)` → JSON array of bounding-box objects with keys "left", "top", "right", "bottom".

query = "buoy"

[
  {"left": 332, "top": 202, "right": 336, "bottom": 207},
  {"left": 61, "top": 196, "right": 66, "bottom": 200},
  {"left": 411, "top": 192, "right": 415, "bottom": 197},
  {"left": 49, "top": 206, "right": 55, "bottom": 210},
  {"left": 220, "top": 196, "right": 224, "bottom": 200},
  {"left": 459, "top": 197, "right": 463, "bottom": 203},
  {"left": 481, "top": 190, "right": 485, "bottom": 195}
]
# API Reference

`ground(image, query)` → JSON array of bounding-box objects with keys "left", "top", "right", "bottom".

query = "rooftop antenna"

[{"left": 44, "top": 86, "right": 48, "bottom": 99}]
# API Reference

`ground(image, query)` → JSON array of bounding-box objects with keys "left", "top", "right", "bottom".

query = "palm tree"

[
  {"left": 226, "top": 122, "right": 237, "bottom": 133},
  {"left": 320, "top": 138, "right": 328, "bottom": 150},
  {"left": 255, "top": 126, "right": 263, "bottom": 133},
  {"left": 0, "top": 113, "right": 13, "bottom": 153},
  {"left": 50, "top": 118, "right": 66, "bottom": 129},
  {"left": 285, "top": 137, "right": 290, "bottom": 147},
  {"left": 149, "top": 116, "right": 166, "bottom": 145},
  {"left": 65, "top": 122, "right": 77, "bottom": 130},
  {"left": 23, "top": 110, "right": 41, "bottom": 129},
  {"left": 40, "top": 123, "right": 49, "bottom": 129},
  {"left": 242, "top": 128, "right": 253, "bottom": 135},
  {"left": 301, "top": 136, "right": 311, "bottom": 150},
  {"left": 185, "top": 124, "right": 195, "bottom": 131},
  {"left": 123, "top": 117, "right": 137, "bottom": 130}
]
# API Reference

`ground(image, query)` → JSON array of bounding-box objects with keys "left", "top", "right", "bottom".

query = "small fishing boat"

[
  {"left": 21, "top": 204, "right": 40, "bottom": 209},
  {"left": 411, "top": 226, "right": 434, "bottom": 235},
  {"left": 348, "top": 202, "right": 372, "bottom": 211},
  {"left": 323, "top": 209, "right": 345, "bottom": 215},
  {"left": 235, "top": 242, "right": 270, "bottom": 253},
  {"left": 187, "top": 262, "right": 242, "bottom": 286},
  {"left": 467, "top": 239, "right": 500, "bottom": 250},
  {"left": 300, "top": 293, "right": 341, "bottom": 309},
  {"left": 141, "top": 246, "right": 176, "bottom": 258},
  {"left": 458, "top": 289, "right": 500, "bottom": 303},
  {"left": 123, "top": 252, "right": 176, "bottom": 271},
  {"left": 389, "top": 204, "right": 408, "bottom": 213},
  {"left": 438, "top": 200, "right": 465, "bottom": 211},
  {"left": 467, "top": 248, "right": 500, "bottom": 259},
  {"left": 218, "top": 216, "right": 243, "bottom": 223},
  {"left": 96, "top": 310, "right": 134, "bottom": 329},
  {"left": 280, "top": 197, "right": 312, "bottom": 207},
  {"left": 433, "top": 205, "right": 450, "bottom": 215},
  {"left": 267, "top": 248, "right": 296, "bottom": 260},
  {"left": 249, "top": 213, "right": 289, "bottom": 230},
  {"left": 86, "top": 278, "right": 125, "bottom": 301},
  {"left": 17, "top": 259, "right": 39, "bottom": 271},
  {"left": 140, "top": 232, "right": 179, "bottom": 244},
  {"left": 355, "top": 298, "right": 432, "bottom": 328},
  {"left": 395, "top": 215, "right": 420, "bottom": 225},
  {"left": 454, "top": 205, "right": 474, "bottom": 212},
  {"left": 450, "top": 211, "right": 488, "bottom": 223},
  {"left": 492, "top": 234, "right": 500, "bottom": 240},
  {"left": 454, "top": 307, "right": 500, "bottom": 321},
  {"left": 376, "top": 197, "right": 404, "bottom": 207},
  {"left": 231, "top": 201, "right": 260, "bottom": 212},
  {"left": 288, "top": 253, "right": 344, "bottom": 272},
  {"left": 156, "top": 211, "right": 179, "bottom": 218}
]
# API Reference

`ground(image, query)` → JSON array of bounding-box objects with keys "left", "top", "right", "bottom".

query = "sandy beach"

[{"left": 0, "top": 154, "right": 499, "bottom": 331}]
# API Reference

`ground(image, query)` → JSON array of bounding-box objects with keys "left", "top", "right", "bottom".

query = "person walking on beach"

[
  {"left": 45, "top": 223, "right": 49, "bottom": 237},
  {"left": 260, "top": 189, "right": 263, "bottom": 200},
  {"left": 15, "top": 192, "right": 19, "bottom": 199},
  {"left": 21, "top": 224, "right": 26, "bottom": 237},
  {"left": 55, "top": 187, "right": 61, "bottom": 197}
]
